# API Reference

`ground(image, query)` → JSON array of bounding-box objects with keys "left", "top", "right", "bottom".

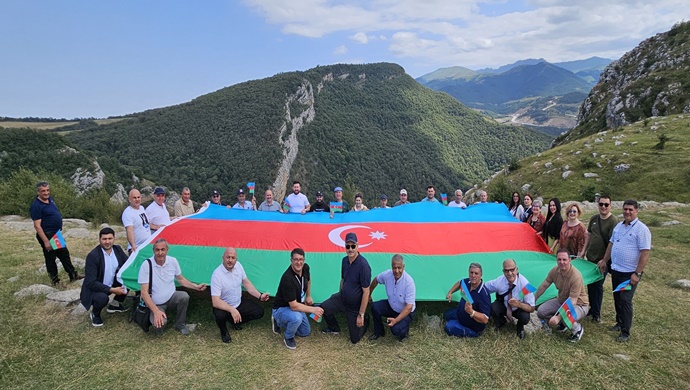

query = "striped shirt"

[{"left": 610, "top": 218, "right": 652, "bottom": 272}]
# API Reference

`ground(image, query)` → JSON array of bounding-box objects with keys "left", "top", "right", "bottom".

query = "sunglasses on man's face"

[
  {"left": 598, "top": 203, "right": 610, "bottom": 207},
  {"left": 345, "top": 244, "right": 357, "bottom": 250}
]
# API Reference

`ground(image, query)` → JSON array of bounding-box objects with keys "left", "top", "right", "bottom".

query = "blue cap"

[
  {"left": 153, "top": 187, "right": 165, "bottom": 195},
  {"left": 334, "top": 186, "right": 343, "bottom": 192},
  {"left": 380, "top": 194, "right": 387, "bottom": 199},
  {"left": 345, "top": 232, "right": 358, "bottom": 244}
]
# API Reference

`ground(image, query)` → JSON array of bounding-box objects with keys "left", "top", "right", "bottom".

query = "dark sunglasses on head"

[
  {"left": 598, "top": 202, "right": 610, "bottom": 207},
  {"left": 345, "top": 244, "right": 357, "bottom": 249}
]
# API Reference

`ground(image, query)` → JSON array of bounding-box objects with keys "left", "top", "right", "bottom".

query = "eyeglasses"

[
  {"left": 345, "top": 244, "right": 357, "bottom": 250},
  {"left": 212, "top": 195, "right": 220, "bottom": 197},
  {"left": 503, "top": 267, "right": 516, "bottom": 274},
  {"left": 568, "top": 210, "right": 578, "bottom": 214},
  {"left": 598, "top": 203, "right": 610, "bottom": 207}
]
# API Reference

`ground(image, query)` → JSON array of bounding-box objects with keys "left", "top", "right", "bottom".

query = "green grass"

[
  {"left": 486, "top": 114, "right": 690, "bottom": 203},
  {"left": 1, "top": 207, "right": 690, "bottom": 389}
]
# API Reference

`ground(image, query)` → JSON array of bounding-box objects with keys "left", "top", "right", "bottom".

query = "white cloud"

[
  {"left": 351, "top": 32, "right": 369, "bottom": 44},
  {"left": 244, "top": 0, "right": 690, "bottom": 69},
  {"left": 334, "top": 45, "right": 348, "bottom": 55}
]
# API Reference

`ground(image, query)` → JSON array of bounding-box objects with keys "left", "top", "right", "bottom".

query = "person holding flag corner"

[{"left": 443, "top": 262, "right": 491, "bottom": 337}]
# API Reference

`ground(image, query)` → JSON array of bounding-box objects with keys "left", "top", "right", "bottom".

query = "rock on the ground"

[
  {"left": 62, "top": 218, "right": 90, "bottom": 229},
  {"left": 1, "top": 215, "right": 25, "bottom": 222},
  {"left": 671, "top": 279, "right": 690, "bottom": 290},
  {"left": 63, "top": 228, "right": 93, "bottom": 239},
  {"left": 2, "top": 221, "right": 35, "bottom": 231},
  {"left": 423, "top": 314, "right": 442, "bottom": 332},
  {"left": 524, "top": 312, "right": 543, "bottom": 335},
  {"left": 46, "top": 289, "right": 81, "bottom": 306},
  {"left": 614, "top": 164, "right": 631, "bottom": 173},
  {"left": 521, "top": 184, "right": 531, "bottom": 193},
  {"left": 15, "top": 284, "right": 58, "bottom": 298},
  {"left": 70, "top": 304, "right": 88, "bottom": 316},
  {"left": 7, "top": 276, "right": 20, "bottom": 282},
  {"left": 562, "top": 170, "right": 573, "bottom": 179},
  {"left": 544, "top": 162, "right": 553, "bottom": 169},
  {"left": 584, "top": 173, "right": 599, "bottom": 178},
  {"left": 661, "top": 220, "right": 681, "bottom": 226},
  {"left": 187, "top": 323, "right": 198, "bottom": 332},
  {"left": 614, "top": 354, "right": 631, "bottom": 361}
]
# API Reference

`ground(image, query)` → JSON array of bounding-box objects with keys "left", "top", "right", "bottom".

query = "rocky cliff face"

[{"left": 558, "top": 21, "right": 690, "bottom": 144}]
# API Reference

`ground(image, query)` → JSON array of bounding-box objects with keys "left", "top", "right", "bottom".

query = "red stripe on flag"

[{"left": 156, "top": 219, "right": 550, "bottom": 255}]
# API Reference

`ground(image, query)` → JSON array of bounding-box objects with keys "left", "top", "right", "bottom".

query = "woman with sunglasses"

[
  {"left": 528, "top": 199, "right": 546, "bottom": 235},
  {"left": 508, "top": 191, "right": 524, "bottom": 220},
  {"left": 521, "top": 194, "right": 534, "bottom": 222},
  {"left": 542, "top": 198, "right": 563, "bottom": 253},
  {"left": 559, "top": 202, "right": 587, "bottom": 258}
]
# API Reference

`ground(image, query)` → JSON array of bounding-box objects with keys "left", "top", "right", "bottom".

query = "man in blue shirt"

[
  {"left": 443, "top": 263, "right": 491, "bottom": 337},
  {"left": 30, "top": 181, "right": 79, "bottom": 285},
  {"left": 368, "top": 254, "right": 416, "bottom": 342},
  {"left": 420, "top": 185, "right": 439, "bottom": 202},
  {"left": 598, "top": 199, "right": 652, "bottom": 342},
  {"left": 320, "top": 232, "right": 371, "bottom": 343}
]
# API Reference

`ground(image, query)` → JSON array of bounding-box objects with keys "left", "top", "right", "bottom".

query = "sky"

[{"left": 1, "top": 0, "right": 688, "bottom": 118}]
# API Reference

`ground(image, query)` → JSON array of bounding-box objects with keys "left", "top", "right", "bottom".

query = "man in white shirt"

[
  {"left": 122, "top": 189, "right": 151, "bottom": 253},
  {"left": 232, "top": 188, "right": 255, "bottom": 210},
  {"left": 285, "top": 181, "right": 310, "bottom": 214},
  {"left": 448, "top": 189, "right": 467, "bottom": 209},
  {"left": 138, "top": 239, "right": 207, "bottom": 335},
  {"left": 146, "top": 187, "right": 172, "bottom": 232},
  {"left": 211, "top": 247, "right": 269, "bottom": 343},
  {"left": 484, "top": 259, "right": 535, "bottom": 339}
]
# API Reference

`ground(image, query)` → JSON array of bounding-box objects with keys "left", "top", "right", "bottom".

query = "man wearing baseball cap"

[
  {"left": 309, "top": 191, "right": 330, "bottom": 212},
  {"left": 146, "top": 187, "right": 171, "bottom": 233},
  {"left": 209, "top": 190, "right": 226, "bottom": 206},
  {"left": 320, "top": 232, "right": 371, "bottom": 343},
  {"left": 394, "top": 189, "right": 410, "bottom": 206},
  {"left": 232, "top": 188, "right": 255, "bottom": 210}
]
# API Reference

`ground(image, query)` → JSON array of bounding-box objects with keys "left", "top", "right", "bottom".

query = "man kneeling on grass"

[
  {"left": 368, "top": 254, "right": 416, "bottom": 342},
  {"left": 139, "top": 239, "right": 207, "bottom": 335},
  {"left": 271, "top": 248, "right": 323, "bottom": 349},
  {"left": 534, "top": 249, "right": 589, "bottom": 343},
  {"left": 80, "top": 227, "right": 129, "bottom": 327},
  {"left": 443, "top": 263, "right": 491, "bottom": 337}
]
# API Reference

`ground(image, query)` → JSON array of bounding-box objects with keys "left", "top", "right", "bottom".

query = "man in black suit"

[{"left": 80, "top": 227, "right": 129, "bottom": 327}]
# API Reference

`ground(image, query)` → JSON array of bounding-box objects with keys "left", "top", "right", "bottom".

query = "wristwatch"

[
  {"left": 635, "top": 272, "right": 644, "bottom": 278},
  {"left": 358, "top": 313, "right": 365, "bottom": 318}
]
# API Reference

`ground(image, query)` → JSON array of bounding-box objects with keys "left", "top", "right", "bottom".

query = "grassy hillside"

[
  {"left": 0, "top": 118, "right": 130, "bottom": 131},
  {"left": 65, "top": 62, "right": 551, "bottom": 205},
  {"left": 484, "top": 114, "right": 690, "bottom": 203}
]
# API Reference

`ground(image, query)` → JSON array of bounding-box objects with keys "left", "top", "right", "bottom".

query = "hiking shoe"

[
  {"left": 271, "top": 315, "right": 281, "bottom": 335},
  {"left": 178, "top": 325, "right": 190, "bottom": 336},
  {"left": 322, "top": 328, "right": 340, "bottom": 335},
  {"left": 221, "top": 332, "right": 231, "bottom": 343},
  {"left": 284, "top": 337, "right": 297, "bottom": 350},
  {"left": 617, "top": 334, "right": 630, "bottom": 343},
  {"left": 106, "top": 304, "right": 129, "bottom": 313},
  {"left": 69, "top": 273, "right": 84, "bottom": 282},
  {"left": 556, "top": 323, "right": 569, "bottom": 333},
  {"left": 517, "top": 330, "right": 526, "bottom": 340},
  {"left": 90, "top": 312, "right": 104, "bottom": 327},
  {"left": 568, "top": 327, "right": 584, "bottom": 343},
  {"left": 398, "top": 334, "right": 408, "bottom": 342},
  {"left": 591, "top": 316, "right": 601, "bottom": 323},
  {"left": 368, "top": 334, "right": 383, "bottom": 341},
  {"left": 609, "top": 324, "right": 621, "bottom": 332}
]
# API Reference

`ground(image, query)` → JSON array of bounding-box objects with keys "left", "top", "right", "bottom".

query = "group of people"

[{"left": 31, "top": 181, "right": 651, "bottom": 347}]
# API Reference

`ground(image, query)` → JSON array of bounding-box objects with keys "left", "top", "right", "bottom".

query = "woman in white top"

[{"left": 352, "top": 193, "right": 369, "bottom": 212}]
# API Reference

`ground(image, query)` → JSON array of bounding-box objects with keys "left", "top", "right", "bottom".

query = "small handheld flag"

[
  {"left": 459, "top": 279, "right": 474, "bottom": 304},
  {"left": 330, "top": 202, "right": 343, "bottom": 213},
  {"left": 518, "top": 283, "right": 537, "bottom": 299},
  {"left": 441, "top": 193, "right": 448, "bottom": 205},
  {"left": 309, "top": 313, "right": 322, "bottom": 323},
  {"left": 614, "top": 279, "right": 632, "bottom": 292},
  {"left": 247, "top": 182, "right": 255, "bottom": 194},
  {"left": 557, "top": 298, "right": 577, "bottom": 330},
  {"left": 49, "top": 230, "right": 67, "bottom": 250},
  {"left": 283, "top": 200, "right": 290, "bottom": 212}
]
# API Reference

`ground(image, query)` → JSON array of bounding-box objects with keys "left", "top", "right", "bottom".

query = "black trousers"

[
  {"left": 587, "top": 276, "right": 606, "bottom": 320},
  {"left": 36, "top": 233, "right": 76, "bottom": 283},
  {"left": 611, "top": 269, "right": 638, "bottom": 337},
  {"left": 491, "top": 300, "right": 531, "bottom": 332},
  {"left": 320, "top": 292, "right": 369, "bottom": 344},
  {"left": 213, "top": 298, "right": 264, "bottom": 336}
]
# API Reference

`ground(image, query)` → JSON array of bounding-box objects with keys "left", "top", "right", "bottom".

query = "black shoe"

[
  {"left": 591, "top": 316, "right": 601, "bottom": 323},
  {"left": 233, "top": 323, "right": 243, "bottom": 331},
  {"left": 153, "top": 326, "right": 164, "bottom": 336},
  {"left": 90, "top": 313, "right": 103, "bottom": 327},
  {"left": 51, "top": 278, "right": 61, "bottom": 286},
  {"left": 368, "top": 334, "right": 383, "bottom": 341},
  {"left": 556, "top": 323, "right": 569, "bottom": 333},
  {"left": 517, "top": 330, "right": 526, "bottom": 340},
  {"left": 568, "top": 327, "right": 584, "bottom": 343},
  {"left": 609, "top": 324, "right": 621, "bottom": 332},
  {"left": 398, "top": 334, "right": 408, "bottom": 342},
  {"left": 271, "top": 315, "right": 281, "bottom": 335},
  {"left": 221, "top": 332, "right": 231, "bottom": 343},
  {"left": 106, "top": 304, "right": 129, "bottom": 313},
  {"left": 617, "top": 334, "right": 630, "bottom": 343},
  {"left": 69, "top": 273, "right": 84, "bottom": 282},
  {"left": 284, "top": 337, "right": 297, "bottom": 350},
  {"left": 322, "top": 328, "right": 340, "bottom": 335}
]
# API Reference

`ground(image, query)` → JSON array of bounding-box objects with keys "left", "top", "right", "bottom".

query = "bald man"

[
  {"left": 211, "top": 247, "right": 269, "bottom": 343},
  {"left": 484, "top": 259, "right": 536, "bottom": 339},
  {"left": 122, "top": 188, "right": 151, "bottom": 253}
]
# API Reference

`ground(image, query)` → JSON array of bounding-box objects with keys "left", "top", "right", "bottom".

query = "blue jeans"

[
  {"left": 272, "top": 307, "right": 311, "bottom": 339},
  {"left": 443, "top": 308, "right": 480, "bottom": 338},
  {"left": 371, "top": 300, "right": 413, "bottom": 337}
]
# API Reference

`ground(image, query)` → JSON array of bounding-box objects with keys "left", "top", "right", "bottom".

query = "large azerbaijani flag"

[{"left": 117, "top": 202, "right": 602, "bottom": 304}]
